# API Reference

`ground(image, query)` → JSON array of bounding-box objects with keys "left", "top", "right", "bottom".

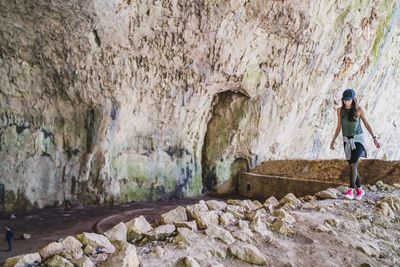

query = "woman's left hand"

[{"left": 374, "top": 138, "right": 380, "bottom": 148}]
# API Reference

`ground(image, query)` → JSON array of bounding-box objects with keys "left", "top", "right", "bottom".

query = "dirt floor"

[{"left": 0, "top": 196, "right": 222, "bottom": 265}]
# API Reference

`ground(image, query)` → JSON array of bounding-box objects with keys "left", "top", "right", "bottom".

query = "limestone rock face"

[{"left": 1, "top": 0, "right": 400, "bottom": 209}]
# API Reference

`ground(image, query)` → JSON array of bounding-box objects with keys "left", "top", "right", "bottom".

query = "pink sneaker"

[
  {"left": 355, "top": 188, "right": 365, "bottom": 200},
  {"left": 344, "top": 189, "right": 354, "bottom": 200}
]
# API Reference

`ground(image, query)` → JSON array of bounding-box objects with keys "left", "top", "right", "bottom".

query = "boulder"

[
  {"left": 279, "top": 193, "right": 301, "bottom": 207},
  {"left": 232, "top": 230, "right": 252, "bottom": 243},
  {"left": 272, "top": 219, "right": 294, "bottom": 235},
  {"left": 250, "top": 217, "right": 274, "bottom": 240},
  {"left": 210, "top": 246, "right": 227, "bottom": 258},
  {"left": 379, "top": 195, "right": 400, "bottom": 212},
  {"left": 45, "top": 255, "right": 75, "bottom": 267},
  {"left": 177, "top": 227, "right": 200, "bottom": 240},
  {"left": 173, "top": 227, "right": 202, "bottom": 246},
  {"left": 89, "top": 253, "right": 109, "bottom": 264},
  {"left": 263, "top": 196, "right": 280, "bottom": 213},
  {"left": 104, "top": 222, "right": 127, "bottom": 247},
  {"left": 193, "top": 210, "right": 219, "bottom": 230},
  {"left": 253, "top": 200, "right": 263, "bottom": 208},
  {"left": 147, "top": 224, "right": 176, "bottom": 241},
  {"left": 225, "top": 205, "right": 245, "bottom": 219},
  {"left": 241, "top": 199, "right": 259, "bottom": 211},
  {"left": 314, "top": 225, "right": 330, "bottom": 233},
  {"left": 76, "top": 232, "right": 116, "bottom": 254},
  {"left": 160, "top": 206, "right": 187, "bottom": 224},
  {"left": 125, "top": 215, "right": 153, "bottom": 241},
  {"left": 301, "top": 202, "right": 319, "bottom": 210},
  {"left": 40, "top": 236, "right": 83, "bottom": 259},
  {"left": 173, "top": 220, "right": 198, "bottom": 231},
  {"left": 219, "top": 212, "right": 235, "bottom": 225},
  {"left": 228, "top": 242, "right": 267, "bottom": 265},
  {"left": 58, "top": 248, "right": 83, "bottom": 260},
  {"left": 4, "top": 253, "right": 41, "bottom": 267},
  {"left": 205, "top": 224, "right": 235, "bottom": 244},
  {"left": 101, "top": 242, "right": 139, "bottom": 267},
  {"left": 205, "top": 200, "right": 228, "bottom": 211},
  {"left": 273, "top": 209, "right": 296, "bottom": 224},
  {"left": 182, "top": 256, "right": 200, "bottom": 267},
  {"left": 71, "top": 256, "right": 95, "bottom": 267},
  {"left": 355, "top": 243, "right": 379, "bottom": 257},
  {"left": 226, "top": 199, "right": 243, "bottom": 207},
  {"left": 315, "top": 188, "right": 339, "bottom": 199},
  {"left": 303, "top": 195, "right": 317, "bottom": 202},
  {"left": 247, "top": 208, "right": 267, "bottom": 221},
  {"left": 377, "top": 202, "right": 395, "bottom": 220},
  {"left": 237, "top": 219, "right": 248, "bottom": 229},
  {"left": 376, "top": 181, "right": 394, "bottom": 191},
  {"left": 83, "top": 245, "right": 96, "bottom": 256},
  {"left": 281, "top": 202, "right": 298, "bottom": 211},
  {"left": 186, "top": 200, "right": 209, "bottom": 219},
  {"left": 324, "top": 218, "right": 339, "bottom": 228}
]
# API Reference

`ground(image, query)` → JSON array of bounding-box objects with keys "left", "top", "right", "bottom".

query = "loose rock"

[
  {"left": 160, "top": 206, "right": 188, "bottom": 224},
  {"left": 125, "top": 215, "right": 153, "bottom": 241},
  {"left": 4, "top": 253, "right": 41, "bottom": 267},
  {"left": 101, "top": 242, "right": 139, "bottom": 267},
  {"left": 228, "top": 242, "right": 267, "bottom": 265}
]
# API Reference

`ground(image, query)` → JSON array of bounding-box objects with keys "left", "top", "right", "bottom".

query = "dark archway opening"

[{"left": 201, "top": 90, "right": 250, "bottom": 194}]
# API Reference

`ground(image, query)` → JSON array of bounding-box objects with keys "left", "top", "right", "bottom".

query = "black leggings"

[
  {"left": 345, "top": 142, "right": 365, "bottom": 188},
  {"left": 347, "top": 142, "right": 365, "bottom": 164}
]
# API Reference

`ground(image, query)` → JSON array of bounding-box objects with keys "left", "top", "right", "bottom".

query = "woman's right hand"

[{"left": 374, "top": 138, "right": 381, "bottom": 148}]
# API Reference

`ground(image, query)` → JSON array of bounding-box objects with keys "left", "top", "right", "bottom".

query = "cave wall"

[{"left": 0, "top": 0, "right": 399, "bottom": 210}]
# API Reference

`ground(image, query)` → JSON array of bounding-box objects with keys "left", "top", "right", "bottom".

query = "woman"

[{"left": 330, "top": 89, "right": 380, "bottom": 200}]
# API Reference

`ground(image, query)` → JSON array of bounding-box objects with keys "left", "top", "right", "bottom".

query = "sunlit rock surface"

[{"left": 0, "top": 0, "right": 399, "bottom": 209}]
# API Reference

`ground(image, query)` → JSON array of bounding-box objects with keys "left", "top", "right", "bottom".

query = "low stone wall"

[
  {"left": 250, "top": 159, "right": 400, "bottom": 186},
  {"left": 239, "top": 173, "right": 343, "bottom": 200}
]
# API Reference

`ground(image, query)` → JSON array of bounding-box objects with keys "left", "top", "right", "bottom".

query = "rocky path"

[
  {"left": 0, "top": 196, "right": 220, "bottom": 266},
  {"left": 4, "top": 181, "right": 400, "bottom": 266}
]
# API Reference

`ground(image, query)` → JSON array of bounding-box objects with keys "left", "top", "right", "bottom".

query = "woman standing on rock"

[{"left": 330, "top": 89, "right": 380, "bottom": 200}]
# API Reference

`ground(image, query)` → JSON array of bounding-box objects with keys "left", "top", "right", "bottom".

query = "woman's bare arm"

[
  {"left": 359, "top": 107, "right": 381, "bottom": 148},
  {"left": 359, "top": 107, "right": 375, "bottom": 137},
  {"left": 330, "top": 108, "right": 341, "bottom": 150}
]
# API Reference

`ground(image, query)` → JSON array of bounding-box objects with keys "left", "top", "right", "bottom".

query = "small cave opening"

[{"left": 201, "top": 90, "right": 250, "bottom": 194}]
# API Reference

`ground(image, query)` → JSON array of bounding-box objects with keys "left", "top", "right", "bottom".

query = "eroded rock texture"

[{"left": 0, "top": 0, "right": 399, "bottom": 210}]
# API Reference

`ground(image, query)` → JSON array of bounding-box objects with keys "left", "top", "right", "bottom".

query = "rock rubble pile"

[{"left": 5, "top": 181, "right": 400, "bottom": 266}]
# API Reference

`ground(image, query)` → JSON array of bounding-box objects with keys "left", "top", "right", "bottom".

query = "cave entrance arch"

[{"left": 202, "top": 90, "right": 250, "bottom": 194}]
